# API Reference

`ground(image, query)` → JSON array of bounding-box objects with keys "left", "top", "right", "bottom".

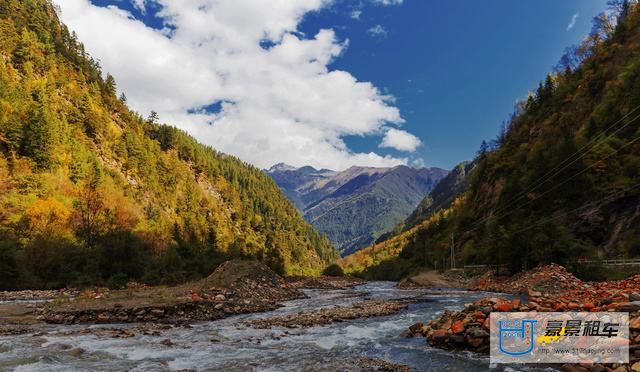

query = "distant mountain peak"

[
  {"left": 268, "top": 163, "right": 448, "bottom": 256},
  {"left": 266, "top": 163, "right": 298, "bottom": 173}
]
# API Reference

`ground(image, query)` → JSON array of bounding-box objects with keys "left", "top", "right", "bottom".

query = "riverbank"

[
  {"left": 40, "top": 260, "right": 306, "bottom": 324},
  {"left": 403, "top": 264, "right": 640, "bottom": 371},
  {"left": 0, "top": 260, "right": 403, "bottom": 327}
]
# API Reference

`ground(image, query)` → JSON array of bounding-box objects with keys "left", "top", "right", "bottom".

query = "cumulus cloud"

[
  {"left": 350, "top": 10, "right": 362, "bottom": 20},
  {"left": 567, "top": 13, "right": 579, "bottom": 31},
  {"left": 380, "top": 128, "right": 422, "bottom": 152},
  {"left": 54, "top": 0, "right": 419, "bottom": 170}
]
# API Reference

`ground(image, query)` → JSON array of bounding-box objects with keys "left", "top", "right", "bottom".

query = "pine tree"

[{"left": 22, "top": 93, "right": 54, "bottom": 169}]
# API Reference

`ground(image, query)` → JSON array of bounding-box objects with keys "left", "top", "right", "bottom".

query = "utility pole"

[{"left": 450, "top": 233, "right": 455, "bottom": 269}]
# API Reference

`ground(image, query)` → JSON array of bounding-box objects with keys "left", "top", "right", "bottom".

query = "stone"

[
  {"left": 619, "top": 302, "right": 640, "bottom": 312},
  {"left": 467, "top": 327, "right": 489, "bottom": 338},
  {"left": 214, "top": 294, "right": 225, "bottom": 301},
  {"left": 408, "top": 322, "right": 424, "bottom": 334},
  {"left": 528, "top": 289, "right": 542, "bottom": 297},
  {"left": 495, "top": 302, "right": 513, "bottom": 312},
  {"left": 466, "top": 336, "right": 485, "bottom": 348},
  {"left": 449, "top": 334, "right": 465, "bottom": 345},
  {"left": 69, "top": 348, "right": 85, "bottom": 357},
  {"left": 560, "top": 364, "right": 589, "bottom": 372},
  {"left": 428, "top": 329, "right": 448, "bottom": 341},
  {"left": 451, "top": 320, "right": 465, "bottom": 334},
  {"left": 160, "top": 339, "right": 173, "bottom": 347},
  {"left": 400, "top": 329, "right": 413, "bottom": 338}
]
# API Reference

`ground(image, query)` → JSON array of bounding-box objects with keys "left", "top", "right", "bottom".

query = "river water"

[{"left": 0, "top": 282, "right": 551, "bottom": 371}]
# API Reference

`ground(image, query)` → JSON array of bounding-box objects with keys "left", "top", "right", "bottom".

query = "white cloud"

[
  {"left": 54, "top": 0, "right": 420, "bottom": 171},
  {"left": 373, "top": 0, "right": 404, "bottom": 5},
  {"left": 368, "top": 24, "right": 388, "bottom": 38},
  {"left": 410, "top": 157, "right": 426, "bottom": 168},
  {"left": 379, "top": 128, "right": 422, "bottom": 152},
  {"left": 567, "top": 12, "right": 579, "bottom": 31},
  {"left": 350, "top": 10, "right": 362, "bottom": 20}
]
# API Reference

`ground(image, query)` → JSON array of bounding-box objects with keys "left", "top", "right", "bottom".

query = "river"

[{"left": 0, "top": 282, "right": 551, "bottom": 371}]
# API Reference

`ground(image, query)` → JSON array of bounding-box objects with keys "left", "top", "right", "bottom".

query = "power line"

[
  {"left": 462, "top": 110, "right": 640, "bottom": 234},
  {"left": 461, "top": 133, "right": 640, "bottom": 237},
  {"left": 475, "top": 180, "right": 640, "bottom": 246}
]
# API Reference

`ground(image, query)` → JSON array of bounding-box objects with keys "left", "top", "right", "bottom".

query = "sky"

[{"left": 53, "top": 0, "right": 608, "bottom": 171}]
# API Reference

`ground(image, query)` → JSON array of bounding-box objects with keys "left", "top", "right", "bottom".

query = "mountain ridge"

[{"left": 267, "top": 163, "right": 447, "bottom": 256}]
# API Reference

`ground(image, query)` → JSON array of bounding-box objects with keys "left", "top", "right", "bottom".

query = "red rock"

[
  {"left": 451, "top": 320, "right": 465, "bottom": 334},
  {"left": 567, "top": 302, "right": 580, "bottom": 310},
  {"left": 428, "top": 329, "right": 448, "bottom": 341},
  {"left": 495, "top": 302, "right": 513, "bottom": 312},
  {"left": 582, "top": 302, "right": 595, "bottom": 310}
]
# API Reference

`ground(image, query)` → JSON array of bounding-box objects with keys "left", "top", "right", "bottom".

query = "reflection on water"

[{"left": 0, "top": 282, "right": 553, "bottom": 371}]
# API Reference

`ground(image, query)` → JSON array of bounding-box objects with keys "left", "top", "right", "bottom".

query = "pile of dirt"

[
  {"left": 41, "top": 260, "right": 304, "bottom": 324},
  {"left": 472, "top": 263, "right": 588, "bottom": 295},
  {"left": 397, "top": 269, "right": 471, "bottom": 289},
  {"left": 195, "top": 260, "right": 302, "bottom": 302}
]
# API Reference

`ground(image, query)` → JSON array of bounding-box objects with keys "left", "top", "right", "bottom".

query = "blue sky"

[
  {"left": 298, "top": 0, "right": 608, "bottom": 168},
  {"left": 74, "top": 0, "right": 608, "bottom": 170}
]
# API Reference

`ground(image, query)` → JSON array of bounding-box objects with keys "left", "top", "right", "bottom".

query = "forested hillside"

[
  {"left": 374, "top": 161, "right": 475, "bottom": 245},
  {"left": 0, "top": 0, "right": 337, "bottom": 290},
  {"left": 342, "top": 2, "right": 640, "bottom": 279}
]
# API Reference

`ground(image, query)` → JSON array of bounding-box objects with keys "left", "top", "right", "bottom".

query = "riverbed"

[{"left": 0, "top": 282, "right": 548, "bottom": 371}]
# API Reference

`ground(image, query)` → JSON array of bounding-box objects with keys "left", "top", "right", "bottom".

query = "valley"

[{"left": 267, "top": 164, "right": 447, "bottom": 256}]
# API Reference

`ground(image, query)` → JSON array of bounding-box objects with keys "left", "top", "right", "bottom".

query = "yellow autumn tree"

[{"left": 25, "top": 197, "right": 71, "bottom": 236}]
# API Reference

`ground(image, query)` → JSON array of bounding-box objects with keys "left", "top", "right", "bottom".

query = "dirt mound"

[
  {"left": 196, "top": 260, "right": 301, "bottom": 302},
  {"left": 473, "top": 263, "right": 588, "bottom": 294},
  {"left": 397, "top": 269, "right": 471, "bottom": 289}
]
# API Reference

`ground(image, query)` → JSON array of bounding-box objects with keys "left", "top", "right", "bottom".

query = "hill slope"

[
  {"left": 374, "top": 161, "right": 476, "bottom": 244},
  {"left": 0, "top": 0, "right": 337, "bottom": 290},
  {"left": 342, "top": 5, "right": 640, "bottom": 279},
  {"left": 267, "top": 164, "right": 447, "bottom": 256}
]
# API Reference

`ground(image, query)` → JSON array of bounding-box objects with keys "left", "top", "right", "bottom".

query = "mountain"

[
  {"left": 342, "top": 4, "right": 640, "bottom": 279},
  {"left": 0, "top": 0, "right": 337, "bottom": 290},
  {"left": 267, "top": 164, "right": 447, "bottom": 256}
]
